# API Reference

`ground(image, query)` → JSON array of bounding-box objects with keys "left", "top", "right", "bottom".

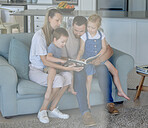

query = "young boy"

[
  {"left": 77, "top": 14, "right": 130, "bottom": 108},
  {"left": 44, "top": 27, "right": 76, "bottom": 95}
]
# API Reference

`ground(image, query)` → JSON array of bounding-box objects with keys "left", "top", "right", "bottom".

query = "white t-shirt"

[
  {"left": 81, "top": 31, "right": 105, "bottom": 42},
  {"left": 29, "top": 29, "right": 48, "bottom": 69}
]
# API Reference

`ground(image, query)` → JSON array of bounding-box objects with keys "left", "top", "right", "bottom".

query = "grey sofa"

[{"left": 0, "top": 33, "right": 134, "bottom": 118}]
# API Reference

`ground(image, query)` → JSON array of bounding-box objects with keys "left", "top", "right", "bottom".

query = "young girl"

[{"left": 76, "top": 14, "right": 130, "bottom": 109}]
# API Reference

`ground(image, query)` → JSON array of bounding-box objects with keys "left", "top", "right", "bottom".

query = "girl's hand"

[{"left": 81, "top": 59, "right": 85, "bottom": 62}]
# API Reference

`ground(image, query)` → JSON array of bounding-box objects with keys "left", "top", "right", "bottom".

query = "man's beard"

[{"left": 74, "top": 34, "right": 81, "bottom": 39}]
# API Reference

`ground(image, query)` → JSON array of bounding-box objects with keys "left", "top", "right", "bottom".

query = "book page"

[
  {"left": 64, "top": 54, "right": 101, "bottom": 67},
  {"left": 64, "top": 59, "right": 86, "bottom": 67}
]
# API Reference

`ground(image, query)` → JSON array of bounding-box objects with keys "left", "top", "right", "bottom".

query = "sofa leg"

[{"left": 4, "top": 116, "right": 12, "bottom": 119}]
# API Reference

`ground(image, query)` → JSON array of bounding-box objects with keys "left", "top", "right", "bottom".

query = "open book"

[
  {"left": 64, "top": 54, "right": 101, "bottom": 67},
  {"left": 136, "top": 65, "right": 148, "bottom": 74}
]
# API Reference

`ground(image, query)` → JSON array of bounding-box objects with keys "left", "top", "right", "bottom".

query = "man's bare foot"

[
  {"left": 118, "top": 91, "right": 130, "bottom": 100},
  {"left": 68, "top": 87, "right": 77, "bottom": 95}
]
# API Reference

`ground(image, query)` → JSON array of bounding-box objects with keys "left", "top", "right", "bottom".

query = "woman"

[{"left": 29, "top": 9, "right": 82, "bottom": 124}]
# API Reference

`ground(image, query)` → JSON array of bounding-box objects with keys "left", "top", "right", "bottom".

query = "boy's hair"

[
  {"left": 53, "top": 27, "right": 69, "bottom": 40},
  {"left": 88, "top": 14, "right": 102, "bottom": 28},
  {"left": 73, "top": 16, "right": 87, "bottom": 27}
]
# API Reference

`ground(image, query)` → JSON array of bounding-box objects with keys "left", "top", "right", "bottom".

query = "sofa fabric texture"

[{"left": 0, "top": 33, "right": 134, "bottom": 117}]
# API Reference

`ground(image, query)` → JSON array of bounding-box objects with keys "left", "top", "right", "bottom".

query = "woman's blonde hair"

[
  {"left": 88, "top": 14, "right": 102, "bottom": 28},
  {"left": 42, "top": 9, "right": 62, "bottom": 46}
]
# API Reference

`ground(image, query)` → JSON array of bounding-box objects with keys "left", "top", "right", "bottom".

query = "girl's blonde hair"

[
  {"left": 42, "top": 9, "right": 62, "bottom": 46},
  {"left": 88, "top": 14, "right": 102, "bottom": 28}
]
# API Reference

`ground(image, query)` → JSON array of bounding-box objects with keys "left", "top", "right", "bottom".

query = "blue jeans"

[{"left": 74, "top": 64, "right": 113, "bottom": 115}]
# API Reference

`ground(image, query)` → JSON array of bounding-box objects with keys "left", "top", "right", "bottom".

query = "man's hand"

[
  {"left": 91, "top": 45, "right": 113, "bottom": 66},
  {"left": 91, "top": 58, "right": 101, "bottom": 66}
]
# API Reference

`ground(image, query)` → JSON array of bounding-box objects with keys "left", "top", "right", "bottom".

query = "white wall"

[
  {"left": 102, "top": 18, "right": 148, "bottom": 66},
  {"left": 37, "top": 0, "right": 52, "bottom": 4},
  {"left": 78, "top": 0, "right": 96, "bottom": 11},
  {"left": 128, "top": 0, "right": 146, "bottom": 11}
]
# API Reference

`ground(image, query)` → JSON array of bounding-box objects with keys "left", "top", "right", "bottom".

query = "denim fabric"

[
  {"left": 95, "top": 64, "right": 113, "bottom": 103},
  {"left": 82, "top": 31, "right": 102, "bottom": 59},
  {"left": 74, "top": 64, "right": 113, "bottom": 115},
  {"left": 74, "top": 70, "right": 88, "bottom": 114},
  {"left": 83, "top": 31, "right": 102, "bottom": 75},
  {"left": 84, "top": 64, "right": 96, "bottom": 76}
]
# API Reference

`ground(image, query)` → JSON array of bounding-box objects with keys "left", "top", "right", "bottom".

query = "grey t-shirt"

[
  {"left": 48, "top": 43, "right": 61, "bottom": 59},
  {"left": 62, "top": 27, "right": 80, "bottom": 59}
]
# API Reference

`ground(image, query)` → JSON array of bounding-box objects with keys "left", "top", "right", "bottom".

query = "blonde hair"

[
  {"left": 42, "top": 9, "right": 62, "bottom": 46},
  {"left": 88, "top": 14, "right": 102, "bottom": 28}
]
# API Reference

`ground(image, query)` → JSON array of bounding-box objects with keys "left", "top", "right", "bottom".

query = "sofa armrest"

[
  {"left": 111, "top": 48, "right": 134, "bottom": 70},
  {"left": 110, "top": 48, "right": 134, "bottom": 101},
  {"left": 0, "top": 56, "right": 18, "bottom": 117}
]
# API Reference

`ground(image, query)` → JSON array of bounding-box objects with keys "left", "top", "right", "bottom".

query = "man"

[{"left": 62, "top": 16, "right": 119, "bottom": 126}]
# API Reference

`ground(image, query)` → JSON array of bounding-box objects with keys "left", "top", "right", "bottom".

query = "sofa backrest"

[
  {"left": 0, "top": 33, "right": 34, "bottom": 60},
  {"left": 0, "top": 33, "right": 34, "bottom": 79}
]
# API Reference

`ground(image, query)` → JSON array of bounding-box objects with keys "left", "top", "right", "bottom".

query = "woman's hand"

[
  {"left": 60, "top": 59, "right": 67, "bottom": 64},
  {"left": 66, "top": 64, "right": 83, "bottom": 72}
]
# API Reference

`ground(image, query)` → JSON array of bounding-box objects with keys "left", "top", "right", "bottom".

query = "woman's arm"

[
  {"left": 46, "top": 53, "right": 66, "bottom": 64},
  {"left": 40, "top": 55, "right": 83, "bottom": 72},
  {"left": 41, "top": 55, "right": 66, "bottom": 69},
  {"left": 76, "top": 39, "right": 85, "bottom": 60}
]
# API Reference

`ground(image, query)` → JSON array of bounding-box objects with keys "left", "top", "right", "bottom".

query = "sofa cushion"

[
  {"left": 91, "top": 78, "right": 101, "bottom": 92},
  {"left": 17, "top": 78, "right": 100, "bottom": 95},
  {"left": 8, "top": 38, "right": 30, "bottom": 80},
  {"left": 17, "top": 79, "right": 47, "bottom": 95}
]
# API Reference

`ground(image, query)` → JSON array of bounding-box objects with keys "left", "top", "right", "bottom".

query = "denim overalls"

[{"left": 83, "top": 31, "right": 102, "bottom": 76}]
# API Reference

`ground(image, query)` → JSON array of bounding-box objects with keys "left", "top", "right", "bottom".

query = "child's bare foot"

[
  {"left": 88, "top": 104, "right": 91, "bottom": 109},
  {"left": 118, "top": 91, "right": 130, "bottom": 100},
  {"left": 68, "top": 87, "right": 77, "bottom": 95},
  {"left": 87, "top": 98, "right": 91, "bottom": 109}
]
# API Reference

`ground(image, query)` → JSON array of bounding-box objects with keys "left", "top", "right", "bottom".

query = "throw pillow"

[{"left": 8, "top": 38, "right": 29, "bottom": 80}]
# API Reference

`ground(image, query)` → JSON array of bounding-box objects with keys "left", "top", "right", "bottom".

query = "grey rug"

[
  {"left": 108, "top": 105, "right": 148, "bottom": 128},
  {"left": 0, "top": 105, "right": 148, "bottom": 128}
]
